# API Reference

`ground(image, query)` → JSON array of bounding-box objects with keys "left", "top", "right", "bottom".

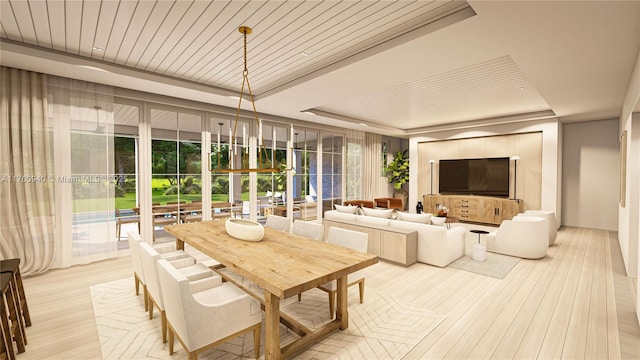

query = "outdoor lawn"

[{"left": 72, "top": 178, "right": 240, "bottom": 213}]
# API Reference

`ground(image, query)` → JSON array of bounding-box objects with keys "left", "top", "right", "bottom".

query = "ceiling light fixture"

[
  {"left": 211, "top": 26, "right": 285, "bottom": 173},
  {"left": 92, "top": 46, "right": 103, "bottom": 52},
  {"left": 300, "top": 51, "right": 309, "bottom": 56}
]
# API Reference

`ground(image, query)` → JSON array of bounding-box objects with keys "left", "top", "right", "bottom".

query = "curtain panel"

[
  {"left": 0, "top": 66, "right": 55, "bottom": 275},
  {"left": 344, "top": 130, "right": 382, "bottom": 201},
  {"left": 47, "top": 75, "right": 117, "bottom": 266},
  {"left": 362, "top": 132, "right": 382, "bottom": 200}
]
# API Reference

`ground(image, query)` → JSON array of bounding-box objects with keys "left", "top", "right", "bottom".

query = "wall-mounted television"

[{"left": 438, "top": 157, "right": 510, "bottom": 197}]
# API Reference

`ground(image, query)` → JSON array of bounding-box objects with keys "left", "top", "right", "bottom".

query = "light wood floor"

[{"left": 14, "top": 226, "right": 640, "bottom": 359}]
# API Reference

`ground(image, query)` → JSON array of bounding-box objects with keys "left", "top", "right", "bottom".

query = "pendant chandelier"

[{"left": 212, "top": 26, "right": 285, "bottom": 173}]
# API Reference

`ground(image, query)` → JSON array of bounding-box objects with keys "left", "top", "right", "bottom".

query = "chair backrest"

[
  {"left": 522, "top": 210, "right": 557, "bottom": 245},
  {"left": 496, "top": 217, "right": 548, "bottom": 259},
  {"left": 326, "top": 227, "right": 368, "bottom": 253},
  {"left": 156, "top": 259, "right": 189, "bottom": 344},
  {"left": 265, "top": 214, "right": 290, "bottom": 232},
  {"left": 386, "top": 198, "right": 403, "bottom": 210},
  {"left": 127, "top": 230, "right": 145, "bottom": 282},
  {"left": 292, "top": 220, "right": 324, "bottom": 241},
  {"left": 138, "top": 242, "right": 165, "bottom": 310}
]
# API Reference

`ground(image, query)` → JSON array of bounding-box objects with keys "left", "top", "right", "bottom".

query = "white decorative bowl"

[
  {"left": 431, "top": 216, "right": 446, "bottom": 226},
  {"left": 225, "top": 218, "right": 264, "bottom": 242}
]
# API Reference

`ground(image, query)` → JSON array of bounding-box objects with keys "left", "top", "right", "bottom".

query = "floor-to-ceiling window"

[
  {"left": 19, "top": 70, "right": 353, "bottom": 273},
  {"left": 210, "top": 120, "right": 230, "bottom": 203},
  {"left": 322, "top": 133, "right": 344, "bottom": 214},
  {"left": 112, "top": 102, "right": 140, "bottom": 246},
  {"left": 292, "top": 128, "right": 319, "bottom": 219},
  {"left": 150, "top": 107, "right": 202, "bottom": 236},
  {"left": 256, "top": 122, "right": 289, "bottom": 213}
]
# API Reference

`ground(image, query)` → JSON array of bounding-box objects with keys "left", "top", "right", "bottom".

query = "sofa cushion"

[
  {"left": 396, "top": 212, "right": 432, "bottom": 224},
  {"left": 325, "top": 210, "right": 358, "bottom": 222},
  {"left": 361, "top": 207, "right": 394, "bottom": 218},
  {"left": 356, "top": 215, "right": 391, "bottom": 226},
  {"left": 334, "top": 204, "right": 358, "bottom": 214}
]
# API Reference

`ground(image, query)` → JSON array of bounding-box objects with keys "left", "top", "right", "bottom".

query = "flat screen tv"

[{"left": 439, "top": 157, "right": 510, "bottom": 197}]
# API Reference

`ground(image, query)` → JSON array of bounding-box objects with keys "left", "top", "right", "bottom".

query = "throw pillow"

[
  {"left": 361, "top": 207, "right": 394, "bottom": 219},
  {"left": 397, "top": 211, "right": 432, "bottom": 224},
  {"left": 335, "top": 204, "right": 358, "bottom": 214}
]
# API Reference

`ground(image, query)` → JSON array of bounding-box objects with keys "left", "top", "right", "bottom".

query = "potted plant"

[{"left": 385, "top": 150, "right": 409, "bottom": 210}]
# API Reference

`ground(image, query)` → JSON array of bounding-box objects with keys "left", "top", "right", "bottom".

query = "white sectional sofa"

[{"left": 323, "top": 209, "right": 466, "bottom": 267}]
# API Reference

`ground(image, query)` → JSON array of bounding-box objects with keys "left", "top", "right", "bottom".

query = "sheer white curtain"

[
  {"left": 362, "top": 132, "right": 382, "bottom": 200},
  {"left": 0, "top": 67, "right": 56, "bottom": 275},
  {"left": 345, "top": 129, "right": 363, "bottom": 200},
  {"left": 48, "top": 75, "right": 117, "bottom": 266},
  {"left": 345, "top": 130, "right": 382, "bottom": 201}
]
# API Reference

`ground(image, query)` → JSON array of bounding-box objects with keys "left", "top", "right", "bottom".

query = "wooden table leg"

[
  {"left": 264, "top": 291, "right": 281, "bottom": 360},
  {"left": 335, "top": 276, "right": 349, "bottom": 330},
  {"left": 175, "top": 239, "right": 184, "bottom": 251}
]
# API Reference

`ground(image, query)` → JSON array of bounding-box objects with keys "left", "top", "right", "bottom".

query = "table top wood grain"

[{"left": 165, "top": 220, "right": 379, "bottom": 299}]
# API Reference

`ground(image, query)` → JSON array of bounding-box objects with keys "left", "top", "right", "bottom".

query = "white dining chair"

[
  {"left": 156, "top": 258, "right": 262, "bottom": 359},
  {"left": 265, "top": 214, "right": 291, "bottom": 232},
  {"left": 127, "top": 231, "right": 190, "bottom": 310},
  {"left": 292, "top": 220, "right": 324, "bottom": 241},
  {"left": 138, "top": 242, "right": 218, "bottom": 343},
  {"left": 317, "top": 227, "right": 368, "bottom": 316}
]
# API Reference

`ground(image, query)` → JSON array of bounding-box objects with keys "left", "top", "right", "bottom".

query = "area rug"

[
  {"left": 90, "top": 277, "right": 445, "bottom": 359},
  {"left": 448, "top": 252, "right": 520, "bottom": 279}
]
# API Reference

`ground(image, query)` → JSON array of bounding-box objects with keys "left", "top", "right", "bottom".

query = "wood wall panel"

[{"left": 417, "top": 132, "right": 542, "bottom": 211}]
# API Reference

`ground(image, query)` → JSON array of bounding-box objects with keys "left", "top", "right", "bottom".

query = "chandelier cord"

[{"left": 211, "top": 26, "right": 285, "bottom": 173}]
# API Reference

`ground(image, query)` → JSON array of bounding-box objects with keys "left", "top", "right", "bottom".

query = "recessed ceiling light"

[
  {"left": 92, "top": 46, "right": 103, "bottom": 52},
  {"left": 359, "top": 123, "right": 368, "bottom": 126},
  {"left": 519, "top": 86, "right": 525, "bottom": 91},
  {"left": 300, "top": 52, "right": 309, "bottom": 57}
]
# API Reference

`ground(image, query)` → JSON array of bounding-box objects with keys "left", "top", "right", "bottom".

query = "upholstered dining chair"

[
  {"left": 317, "top": 227, "right": 368, "bottom": 316},
  {"left": 265, "top": 214, "right": 291, "bottom": 232},
  {"left": 138, "top": 242, "right": 217, "bottom": 343},
  {"left": 127, "top": 231, "right": 190, "bottom": 310},
  {"left": 156, "top": 258, "right": 262, "bottom": 360},
  {"left": 115, "top": 208, "right": 140, "bottom": 241},
  {"left": 292, "top": 220, "right": 324, "bottom": 241}
]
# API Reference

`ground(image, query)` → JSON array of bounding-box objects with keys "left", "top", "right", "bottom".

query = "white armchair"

[
  {"left": 156, "top": 259, "right": 262, "bottom": 359},
  {"left": 516, "top": 210, "right": 557, "bottom": 245},
  {"left": 486, "top": 217, "right": 548, "bottom": 259},
  {"left": 138, "top": 242, "right": 217, "bottom": 343}
]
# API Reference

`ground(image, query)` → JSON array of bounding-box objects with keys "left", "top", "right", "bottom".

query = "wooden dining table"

[{"left": 164, "top": 220, "right": 378, "bottom": 360}]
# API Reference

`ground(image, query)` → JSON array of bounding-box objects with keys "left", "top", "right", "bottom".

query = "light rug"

[
  {"left": 90, "top": 277, "right": 445, "bottom": 359},
  {"left": 448, "top": 252, "right": 520, "bottom": 279}
]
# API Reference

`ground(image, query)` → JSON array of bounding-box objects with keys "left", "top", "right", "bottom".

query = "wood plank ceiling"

[
  {"left": 0, "top": 0, "right": 468, "bottom": 95},
  {"left": 2, "top": 1, "right": 638, "bottom": 132}
]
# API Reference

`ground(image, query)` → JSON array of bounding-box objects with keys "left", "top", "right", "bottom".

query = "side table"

[{"left": 470, "top": 229, "right": 489, "bottom": 262}]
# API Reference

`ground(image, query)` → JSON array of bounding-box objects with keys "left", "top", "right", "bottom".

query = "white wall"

[
  {"left": 561, "top": 119, "right": 620, "bottom": 231},
  {"left": 617, "top": 47, "right": 640, "bottom": 325}
]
